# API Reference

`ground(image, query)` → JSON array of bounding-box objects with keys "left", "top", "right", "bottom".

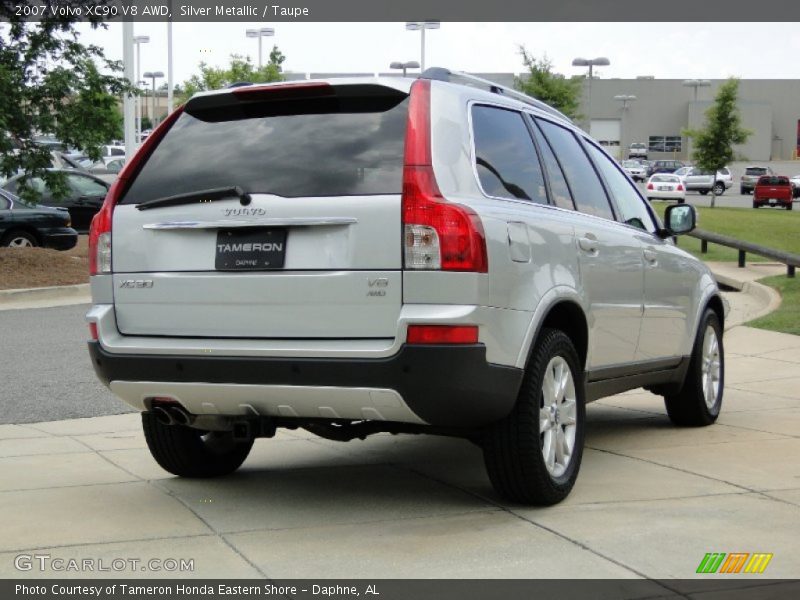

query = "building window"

[{"left": 648, "top": 136, "right": 682, "bottom": 153}]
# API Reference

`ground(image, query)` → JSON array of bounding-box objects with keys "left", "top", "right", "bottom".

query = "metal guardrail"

[{"left": 688, "top": 228, "right": 799, "bottom": 278}]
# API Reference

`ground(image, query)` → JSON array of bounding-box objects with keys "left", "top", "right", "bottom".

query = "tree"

[
  {"left": 683, "top": 78, "right": 751, "bottom": 208},
  {"left": 182, "top": 48, "right": 286, "bottom": 97},
  {"left": 0, "top": 2, "right": 131, "bottom": 203},
  {"left": 515, "top": 47, "right": 583, "bottom": 120}
]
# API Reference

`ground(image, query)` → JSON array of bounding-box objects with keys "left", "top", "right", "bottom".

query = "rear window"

[
  {"left": 120, "top": 85, "right": 409, "bottom": 204},
  {"left": 652, "top": 175, "right": 677, "bottom": 182},
  {"left": 746, "top": 167, "right": 768, "bottom": 176},
  {"left": 758, "top": 176, "right": 789, "bottom": 186}
]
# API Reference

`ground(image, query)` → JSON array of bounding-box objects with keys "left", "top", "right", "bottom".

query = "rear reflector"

[
  {"left": 407, "top": 325, "right": 479, "bottom": 345},
  {"left": 89, "top": 323, "right": 98, "bottom": 341}
]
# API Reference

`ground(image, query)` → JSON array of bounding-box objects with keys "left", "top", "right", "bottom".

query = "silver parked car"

[{"left": 86, "top": 70, "right": 725, "bottom": 505}]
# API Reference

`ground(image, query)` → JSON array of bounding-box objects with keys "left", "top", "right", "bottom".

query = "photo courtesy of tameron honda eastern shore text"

[{"left": 85, "top": 69, "right": 725, "bottom": 505}]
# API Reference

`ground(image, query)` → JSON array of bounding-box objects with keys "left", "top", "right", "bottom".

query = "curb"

[
  {"left": 709, "top": 270, "right": 781, "bottom": 329},
  {"left": 0, "top": 283, "right": 90, "bottom": 311}
]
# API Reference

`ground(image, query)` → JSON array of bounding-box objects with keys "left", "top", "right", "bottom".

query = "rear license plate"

[
  {"left": 658, "top": 186, "right": 670, "bottom": 191},
  {"left": 215, "top": 229, "right": 286, "bottom": 271}
]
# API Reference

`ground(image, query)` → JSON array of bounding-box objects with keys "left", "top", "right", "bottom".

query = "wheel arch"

[
  {"left": 517, "top": 291, "right": 590, "bottom": 372},
  {"left": 1, "top": 226, "right": 41, "bottom": 246},
  {"left": 705, "top": 293, "right": 725, "bottom": 331}
]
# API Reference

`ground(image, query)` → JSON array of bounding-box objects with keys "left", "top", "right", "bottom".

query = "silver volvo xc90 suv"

[{"left": 86, "top": 69, "right": 725, "bottom": 505}]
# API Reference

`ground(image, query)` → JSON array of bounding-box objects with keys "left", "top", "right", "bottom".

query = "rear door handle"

[{"left": 578, "top": 235, "right": 598, "bottom": 254}]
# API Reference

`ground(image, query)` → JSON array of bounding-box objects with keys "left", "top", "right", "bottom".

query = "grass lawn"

[
  {"left": 651, "top": 203, "right": 800, "bottom": 262},
  {"left": 748, "top": 275, "right": 800, "bottom": 336},
  {"left": 651, "top": 203, "right": 799, "bottom": 335}
]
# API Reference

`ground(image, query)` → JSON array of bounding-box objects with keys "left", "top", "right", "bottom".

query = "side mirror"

[{"left": 661, "top": 203, "right": 696, "bottom": 238}]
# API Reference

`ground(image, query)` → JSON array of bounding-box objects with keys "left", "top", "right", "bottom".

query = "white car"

[
  {"left": 621, "top": 160, "right": 647, "bottom": 182},
  {"left": 717, "top": 167, "right": 733, "bottom": 190},
  {"left": 646, "top": 174, "right": 685, "bottom": 202},
  {"left": 791, "top": 174, "right": 800, "bottom": 198}
]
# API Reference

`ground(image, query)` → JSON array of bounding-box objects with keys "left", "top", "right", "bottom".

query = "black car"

[
  {"left": 651, "top": 160, "right": 685, "bottom": 175},
  {"left": 2, "top": 169, "right": 110, "bottom": 233},
  {"left": 0, "top": 190, "right": 78, "bottom": 249}
]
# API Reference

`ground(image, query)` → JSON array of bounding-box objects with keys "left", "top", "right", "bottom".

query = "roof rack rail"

[{"left": 420, "top": 67, "right": 572, "bottom": 123}]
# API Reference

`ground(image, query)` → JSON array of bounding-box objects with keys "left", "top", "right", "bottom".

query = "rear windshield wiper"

[{"left": 136, "top": 186, "right": 251, "bottom": 211}]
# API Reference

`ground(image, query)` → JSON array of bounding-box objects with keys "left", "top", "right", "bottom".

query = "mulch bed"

[{"left": 0, "top": 236, "right": 89, "bottom": 290}]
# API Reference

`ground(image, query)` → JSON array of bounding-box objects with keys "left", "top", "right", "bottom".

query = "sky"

[{"left": 74, "top": 22, "right": 800, "bottom": 85}]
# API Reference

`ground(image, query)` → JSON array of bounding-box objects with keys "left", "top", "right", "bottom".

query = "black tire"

[
  {"left": 713, "top": 182, "right": 725, "bottom": 196},
  {"left": 699, "top": 190, "right": 709, "bottom": 196},
  {"left": 787, "top": 203, "right": 793, "bottom": 211},
  {"left": 1, "top": 229, "right": 37, "bottom": 248},
  {"left": 664, "top": 309, "right": 724, "bottom": 427},
  {"left": 142, "top": 412, "right": 254, "bottom": 477},
  {"left": 753, "top": 201, "right": 759, "bottom": 209},
  {"left": 482, "top": 328, "right": 586, "bottom": 505}
]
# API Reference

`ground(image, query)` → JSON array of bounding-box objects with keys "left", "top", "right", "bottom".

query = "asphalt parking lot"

[
  {"left": 638, "top": 160, "right": 800, "bottom": 210},
  {"left": 0, "top": 304, "right": 129, "bottom": 424}
]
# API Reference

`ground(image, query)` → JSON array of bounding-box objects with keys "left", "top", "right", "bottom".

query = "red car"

[{"left": 753, "top": 175, "right": 793, "bottom": 210}]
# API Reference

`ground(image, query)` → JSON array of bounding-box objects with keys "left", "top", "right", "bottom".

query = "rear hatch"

[
  {"left": 111, "top": 82, "right": 409, "bottom": 339},
  {"left": 744, "top": 167, "right": 768, "bottom": 183}
]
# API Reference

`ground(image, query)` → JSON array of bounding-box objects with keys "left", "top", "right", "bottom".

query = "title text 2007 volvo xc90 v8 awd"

[{"left": 87, "top": 70, "right": 725, "bottom": 505}]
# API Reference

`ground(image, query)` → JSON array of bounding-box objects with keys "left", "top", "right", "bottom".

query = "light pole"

[
  {"left": 389, "top": 61, "right": 420, "bottom": 77},
  {"left": 405, "top": 22, "right": 440, "bottom": 71},
  {"left": 167, "top": 11, "right": 174, "bottom": 114},
  {"left": 133, "top": 35, "right": 149, "bottom": 145},
  {"left": 614, "top": 95, "right": 637, "bottom": 160},
  {"left": 122, "top": 23, "right": 135, "bottom": 160},
  {"left": 245, "top": 27, "right": 275, "bottom": 69},
  {"left": 143, "top": 71, "right": 164, "bottom": 128},
  {"left": 572, "top": 57, "right": 610, "bottom": 131},
  {"left": 682, "top": 78, "right": 711, "bottom": 102}
]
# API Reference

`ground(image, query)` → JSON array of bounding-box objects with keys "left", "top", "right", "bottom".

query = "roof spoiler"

[{"left": 420, "top": 67, "right": 572, "bottom": 123}]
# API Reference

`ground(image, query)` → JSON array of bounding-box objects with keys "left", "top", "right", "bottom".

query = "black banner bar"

[
  {"left": 5, "top": 580, "right": 800, "bottom": 600},
  {"left": 4, "top": 0, "right": 800, "bottom": 22}
]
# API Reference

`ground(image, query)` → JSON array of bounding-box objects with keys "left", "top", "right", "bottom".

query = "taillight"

[
  {"left": 407, "top": 325, "right": 479, "bottom": 345},
  {"left": 677, "top": 184, "right": 684, "bottom": 191},
  {"left": 88, "top": 105, "right": 184, "bottom": 275},
  {"left": 88, "top": 322, "right": 98, "bottom": 341},
  {"left": 402, "top": 79, "right": 488, "bottom": 273},
  {"left": 646, "top": 183, "right": 654, "bottom": 190}
]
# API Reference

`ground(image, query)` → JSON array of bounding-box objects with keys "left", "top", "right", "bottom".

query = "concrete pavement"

[
  {"left": 1, "top": 325, "right": 799, "bottom": 578},
  {"left": 1, "top": 265, "right": 798, "bottom": 579}
]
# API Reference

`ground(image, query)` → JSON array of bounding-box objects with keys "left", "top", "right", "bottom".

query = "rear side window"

[
  {"left": 471, "top": 105, "right": 547, "bottom": 204},
  {"left": 121, "top": 86, "right": 409, "bottom": 203},
  {"left": 585, "top": 143, "right": 655, "bottom": 233},
  {"left": 536, "top": 119, "right": 614, "bottom": 220},
  {"left": 759, "top": 176, "right": 789, "bottom": 186},
  {"left": 527, "top": 118, "right": 574, "bottom": 210}
]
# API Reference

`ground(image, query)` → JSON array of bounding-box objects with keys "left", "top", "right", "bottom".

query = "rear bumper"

[
  {"left": 754, "top": 196, "right": 792, "bottom": 206},
  {"left": 88, "top": 341, "right": 524, "bottom": 429},
  {"left": 42, "top": 229, "right": 78, "bottom": 251},
  {"left": 648, "top": 191, "right": 685, "bottom": 200}
]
